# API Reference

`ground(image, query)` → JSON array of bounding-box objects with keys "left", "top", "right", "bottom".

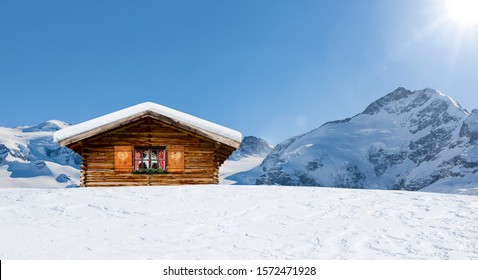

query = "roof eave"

[{"left": 56, "top": 111, "right": 241, "bottom": 149}]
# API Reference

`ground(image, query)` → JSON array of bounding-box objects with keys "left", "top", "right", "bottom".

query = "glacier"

[{"left": 0, "top": 120, "right": 80, "bottom": 189}]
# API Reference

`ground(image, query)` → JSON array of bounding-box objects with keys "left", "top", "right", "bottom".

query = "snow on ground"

[
  {"left": 1, "top": 185, "right": 477, "bottom": 260},
  {"left": 219, "top": 156, "right": 264, "bottom": 184},
  {"left": 0, "top": 161, "right": 79, "bottom": 189}
]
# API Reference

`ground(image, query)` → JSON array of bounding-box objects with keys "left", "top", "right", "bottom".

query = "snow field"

[
  {"left": 1, "top": 185, "right": 477, "bottom": 259},
  {"left": 219, "top": 156, "right": 264, "bottom": 184}
]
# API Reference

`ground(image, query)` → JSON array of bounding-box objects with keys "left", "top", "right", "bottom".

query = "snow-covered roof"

[{"left": 54, "top": 102, "right": 242, "bottom": 148}]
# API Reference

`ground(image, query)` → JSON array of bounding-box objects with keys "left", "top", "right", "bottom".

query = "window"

[{"left": 134, "top": 147, "right": 166, "bottom": 171}]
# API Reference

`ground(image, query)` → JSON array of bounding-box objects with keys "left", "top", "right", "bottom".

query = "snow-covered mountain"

[
  {"left": 0, "top": 120, "right": 80, "bottom": 188},
  {"left": 228, "top": 136, "right": 273, "bottom": 160},
  {"left": 219, "top": 136, "right": 272, "bottom": 185},
  {"left": 250, "top": 87, "right": 478, "bottom": 195}
]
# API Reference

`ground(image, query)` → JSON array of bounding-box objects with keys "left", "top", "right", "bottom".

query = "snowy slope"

[
  {"left": 220, "top": 156, "right": 265, "bottom": 185},
  {"left": 1, "top": 185, "right": 477, "bottom": 259},
  {"left": 251, "top": 88, "right": 478, "bottom": 194},
  {"left": 219, "top": 136, "right": 273, "bottom": 184},
  {"left": 0, "top": 121, "right": 80, "bottom": 188}
]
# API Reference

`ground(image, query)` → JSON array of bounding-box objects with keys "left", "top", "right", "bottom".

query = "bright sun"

[{"left": 446, "top": 0, "right": 478, "bottom": 26}]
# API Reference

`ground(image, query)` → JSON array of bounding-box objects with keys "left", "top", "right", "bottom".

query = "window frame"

[{"left": 133, "top": 146, "right": 166, "bottom": 172}]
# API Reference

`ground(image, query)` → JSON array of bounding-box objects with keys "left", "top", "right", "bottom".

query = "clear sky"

[{"left": 1, "top": 0, "right": 478, "bottom": 144}]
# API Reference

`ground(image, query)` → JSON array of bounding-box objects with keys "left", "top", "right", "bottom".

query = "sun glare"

[{"left": 446, "top": 0, "right": 478, "bottom": 26}]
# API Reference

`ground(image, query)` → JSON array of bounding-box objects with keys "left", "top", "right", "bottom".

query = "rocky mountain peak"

[
  {"left": 362, "top": 87, "right": 415, "bottom": 115},
  {"left": 228, "top": 136, "right": 274, "bottom": 160},
  {"left": 362, "top": 87, "right": 467, "bottom": 117},
  {"left": 248, "top": 87, "right": 478, "bottom": 194},
  {"left": 459, "top": 109, "right": 478, "bottom": 142}
]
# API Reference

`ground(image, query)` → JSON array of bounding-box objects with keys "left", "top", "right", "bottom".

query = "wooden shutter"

[
  {"left": 114, "top": 146, "right": 133, "bottom": 172},
  {"left": 167, "top": 145, "right": 184, "bottom": 173}
]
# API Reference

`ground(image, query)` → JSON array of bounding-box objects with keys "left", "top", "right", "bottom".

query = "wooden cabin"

[{"left": 54, "top": 102, "right": 242, "bottom": 187}]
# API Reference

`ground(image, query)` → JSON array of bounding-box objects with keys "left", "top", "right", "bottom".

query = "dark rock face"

[
  {"left": 368, "top": 146, "right": 407, "bottom": 176},
  {"left": 306, "top": 161, "right": 321, "bottom": 171},
  {"left": 335, "top": 164, "right": 365, "bottom": 188},
  {"left": 256, "top": 168, "right": 295, "bottom": 185},
  {"left": 362, "top": 87, "right": 415, "bottom": 115},
  {"left": 56, "top": 174, "right": 71, "bottom": 183},
  {"left": 228, "top": 136, "right": 273, "bottom": 160},
  {"left": 44, "top": 146, "right": 82, "bottom": 167},
  {"left": 408, "top": 128, "right": 453, "bottom": 165},
  {"left": 250, "top": 87, "right": 478, "bottom": 193},
  {"left": 409, "top": 99, "right": 462, "bottom": 134},
  {"left": 459, "top": 109, "right": 478, "bottom": 143},
  {"left": 0, "top": 144, "right": 9, "bottom": 165},
  {"left": 258, "top": 135, "right": 302, "bottom": 170}
]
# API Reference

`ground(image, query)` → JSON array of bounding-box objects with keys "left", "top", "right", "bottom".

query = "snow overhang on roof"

[{"left": 53, "top": 102, "right": 242, "bottom": 148}]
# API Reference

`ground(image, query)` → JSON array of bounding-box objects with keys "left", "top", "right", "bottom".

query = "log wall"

[{"left": 71, "top": 117, "right": 236, "bottom": 187}]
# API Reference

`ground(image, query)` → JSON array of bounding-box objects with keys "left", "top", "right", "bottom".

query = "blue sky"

[{"left": 1, "top": 0, "right": 478, "bottom": 144}]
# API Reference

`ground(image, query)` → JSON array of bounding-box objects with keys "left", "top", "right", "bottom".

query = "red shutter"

[
  {"left": 167, "top": 145, "right": 184, "bottom": 173},
  {"left": 114, "top": 146, "right": 133, "bottom": 172}
]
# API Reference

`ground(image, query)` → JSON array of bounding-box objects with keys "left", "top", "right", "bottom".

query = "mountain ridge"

[
  {"left": 2, "top": 88, "right": 478, "bottom": 194},
  {"left": 228, "top": 136, "right": 274, "bottom": 160},
  {"left": 250, "top": 87, "right": 478, "bottom": 195}
]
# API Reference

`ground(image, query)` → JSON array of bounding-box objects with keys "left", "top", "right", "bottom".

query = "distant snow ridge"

[
  {"left": 252, "top": 87, "right": 478, "bottom": 195},
  {"left": 0, "top": 120, "right": 80, "bottom": 188},
  {"left": 22, "top": 120, "right": 69, "bottom": 132},
  {"left": 228, "top": 136, "right": 274, "bottom": 160}
]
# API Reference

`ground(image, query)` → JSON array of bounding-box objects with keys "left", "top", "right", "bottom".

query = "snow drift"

[{"left": 1, "top": 185, "right": 477, "bottom": 259}]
